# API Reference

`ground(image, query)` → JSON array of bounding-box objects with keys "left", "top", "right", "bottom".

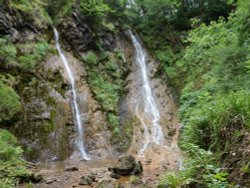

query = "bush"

[
  {"left": 0, "top": 38, "right": 17, "bottom": 67},
  {"left": 84, "top": 51, "right": 98, "bottom": 66},
  {"left": 181, "top": 91, "right": 250, "bottom": 152},
  {"left": 159, "top": 144, "right": 229, "bottom": 188},
  {"left": 18, "top": 55, "right": 37, "bottom": 70},
  {"left": 0, "top": 129, "right": 30, "bottom": 187},
  {"left": 0, "top": 82, "right": 21, "bottom": 122},
  {"left": 83, "top": 51, "right": 125, "bottom": 141},
  {"left": 79, "top": 0, "right": 111, "bottom": 19},
  {"left": 7, "top": 0, "right": 51, "bottom": 27},
  {"left": 18, "top": 41, "right": 50, "bottom": 71},
  {"left": 0, "top": 130, "right": 22, "bottom": 161}
]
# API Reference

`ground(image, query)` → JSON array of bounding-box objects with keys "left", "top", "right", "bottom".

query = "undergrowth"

[{"left": 0, "top": 129, "right": 31, "bottom": 187}]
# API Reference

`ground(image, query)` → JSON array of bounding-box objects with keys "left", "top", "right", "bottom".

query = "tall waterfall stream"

[
  {"left": 53, "top": 28, "right": 90, "bottom": 160},
  {"left": 129, "top": 31, "right": 165, "bottom": 156}
]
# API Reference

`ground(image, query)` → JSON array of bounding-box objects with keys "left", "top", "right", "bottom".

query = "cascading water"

[
  {"left": 53, "top": 28, "right": 90, "bottom": 160},
  {"left": 129, "top": 31, "right": 164, "bottom": 156}
]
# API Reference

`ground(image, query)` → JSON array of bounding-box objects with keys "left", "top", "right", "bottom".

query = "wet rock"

[
  {"left": 87, "top": 173, "right": 96, "bottom": 181},
  {"left": 79, "top": 176, "right": 93, "bottom": 186},
  {"left": 64, "top": 166, "right": 79, "bottom": 171},
  {"left": 144, "top": 159, "right": 152, "bottom": 165},
  {"left": 18, "top": 174, "right": 43, "bottom": 184},
  {"left": 109, "top": 155, "right": 143, "bottom": 176},
  {"left": 110, "top": 173, "right": 120, "bottom": 179},
  {"left": 99, "top": 32, "right": 116, "bottom": 51},
  {"left": 96, "top": 180, "right": 121, "bottom": 188},
  {"left": 46, "top": 179, "right": 56, "bottom": 184},
  {"left": 60, "top": 12, "right": 93, "bottom": 53},
  {"left": 0, "top": 8, "right": 12, "bottom": 35}
]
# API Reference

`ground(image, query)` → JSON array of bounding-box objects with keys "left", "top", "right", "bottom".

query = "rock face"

[
  {"left": 0, "top": 2, "right": 47, "bottom": 40},
  {"left": 60, "top": 12, "right": 93, "bottom": 52},
  {"left": 60, "top": 11, "right": 115, "bottom": 53},
  {"left": 118, "top": 31, "right": 181, "bottom": 172},
  {"left": 108, "top": 155, "right": 143, "bottom": 176}
]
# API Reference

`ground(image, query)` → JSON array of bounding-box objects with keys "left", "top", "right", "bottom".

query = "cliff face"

[
  {"left": 0, "top": 2, "right": 180, "bottom": 164},
  {"left": 0, "top": 2, "right": 129, "bottom": 161}
]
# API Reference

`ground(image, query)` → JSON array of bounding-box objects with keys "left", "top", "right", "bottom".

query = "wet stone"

[
  {"left": 79, "top": 176, "right": 93, "bottom": 186},
  {"left": 64, "top": 166, "right": 79, "bottom": 171},
  {"left": 46, "top": 179, "right": 56, "bottom": 184},
  {"left": 87, "top": 173, "right": 96, "bottom": 181},
  {"left": 110, "top": 173, "right": 121, "bottom": 179},
  {"left": 108, "top": 155, "right": 143, "bottom": 176}
]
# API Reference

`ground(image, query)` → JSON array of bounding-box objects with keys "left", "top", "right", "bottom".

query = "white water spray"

[
  {"left": 53, "top": 28, "right": 90, "bottom": 160},
  {"left": 129, "top": 31, "right": 164, "bottom": 156}
]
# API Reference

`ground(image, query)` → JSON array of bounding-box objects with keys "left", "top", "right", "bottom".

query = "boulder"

[
  {"left": 79, "top": 176, "right": 93, "bottom": 186},
  {"left": 110, "top": 173, "right": 121, "bottom": 179},
  {"left": 108, "top": 155, "right": 143, "bottom": 176}
]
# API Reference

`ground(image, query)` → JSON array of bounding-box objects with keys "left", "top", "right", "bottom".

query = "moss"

[{"left": 49, "top": 109, "right": 57, "bottom": 131}]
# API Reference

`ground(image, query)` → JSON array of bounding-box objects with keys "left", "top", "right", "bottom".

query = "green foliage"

[
  {"left": 0, "top": 130, "right": 22, "bottom": 161},
  {"left": 129, "top": 175, "right": 139, "bottom": 184},
  {"left": 79, "top": 0, "right": 111, "bottom": 19},
  {"left": 18, "top": 55, "right": 37, "bottom": 70},
  {"left": 181, "top": 91, "right": 250, "bottom": 152},
  {"left": 83, "top": 51, "right": 125, "bottom": 132},
  {"left": 0, "top": 129, "right": 30, "bottom": 187},
  {"left": 108, "top": 113, "right": 119, "bottom": 133},
  {"left": 0, "top": 38, "right": 50, "bottom": 71},
  {"left": 9, "top": 0, "right": 51, "bottom": 26},
  {"left": 47, "top": 0, "right": 74, "bottom": 18},
  {"left": 17, "top": 40, "right": 50, "bottom": 71},
  {"left": 85, "top": 51, "right": 98, "bottom": 66},
  {"left": 159, "top": 144, "right": 229, "bottom": 188},
  {"left": 0, "top": 82, "right": 21, "bottom": 122},
  {"left": 88, "top": 72, "right": 120, "bottom": 112},
  {"left": 155, "top": 1, "right": 250, "bottom": 187},
  {"left": 0, "top": 38, "right": 17, "bottom": 67}
]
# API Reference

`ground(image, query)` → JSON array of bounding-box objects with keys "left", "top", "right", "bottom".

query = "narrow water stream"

[
  {"left": 53, "top": 28, "right": 90, "bottom": 160},
  {"left": 129, "top": 31, "right": 164, "bottom": 156}
]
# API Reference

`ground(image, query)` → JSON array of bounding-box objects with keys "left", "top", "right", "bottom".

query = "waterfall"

[
  {"left": 53, "top": 28, "right": 90, "bottom": 160},
  {"left": 129, "top": 31, "right": 164, "bottom": 156}
]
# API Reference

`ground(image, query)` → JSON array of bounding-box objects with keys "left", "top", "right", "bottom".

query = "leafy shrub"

[
  {"left": 9, "top": 0, "right": 51, "bottom": 26},
  {"left": 0, "top": 130, "right": 22, "bottom": 161},
  {"left": 35, "top": 40, "right": 50, "bottom": 60},
  {"left": 79, "top": 0, "right": 111, "bottom": 18},
  {"left": 83, "top": 51, "right": 125, "bottom": 138},
  {"left": 18, "top": 55, "right": 36, "bottom": 70},
  {"left": 0, "top": 82, "right": 21, "bottom": 122},
  {"left": 129, "top": 175, "right": 139, "bottom": 184},
  {"left": 84, "top": 51, "right": 98, "bottom": 66},
  {"left": 159, "top": 144, "right": 229, "bottom": 188},
  {"left": 181, "top": 91, "right": 250, "bottom": 152},
  {"left": 0, "top": 38, "right": 17, "bottom": 67},
  {"left": 108, "top": 113, "right": 119, "bottom": 133},
  {"left": 0, "top": 129, "right": 30, "bottom": 187},
  {"left": 17, "top": 41, "right": 50, "bottom": 71}
]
